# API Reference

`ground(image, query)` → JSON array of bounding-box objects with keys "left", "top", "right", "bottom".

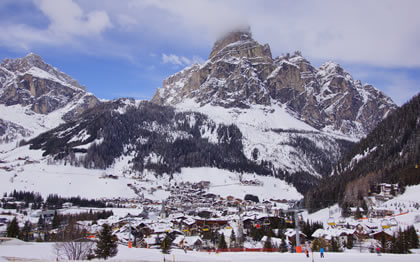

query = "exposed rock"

[
  {"left": 152, "top": 30, "right": 396, "bottom": 138},
  {"left": 0, "top": 53, "right": 100, "bottom": 117}
]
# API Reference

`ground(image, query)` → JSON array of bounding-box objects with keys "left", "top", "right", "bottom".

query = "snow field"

[
  {"left": 0, "top": 142, "right": 301, "bottom": 202},
  {"left": 0, "top": 243, "right": 420, "bottom": 262}
]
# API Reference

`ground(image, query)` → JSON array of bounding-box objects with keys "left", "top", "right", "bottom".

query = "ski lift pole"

[
  {"left": 127, "top": 217, "right": 133, "bottom": 248},
  {"left": 295, "top": 210, "right": 300, "bottom": 250}
]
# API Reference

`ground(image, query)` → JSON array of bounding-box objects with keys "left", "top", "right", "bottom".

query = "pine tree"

[
  {"left": 21, "top": 221, "right": 32, "bottom": 241},
  {"left": 330, "top": 237, "right": 341, "bottom": 252},
  {"left": 263, "top": 236, "right": 273, "bottom": 249},
  {"left": 229, "top": 230, "right": 236, "bottom": 248},
  {"left": 95, "top": 224, "right": 118, "bottom": 259},
  {"left": 52, "top": 210, "right": 60, "bottom": 229},
  {"left": 37, "top": 215, "right": 45, "bottom": 230},
  {"left": 6, "top": 217, "right": 20, "bottom": 238},
  {"left": 279, "top": 235, "right": 288, "bottom": 252},
  {"left": 408, "top": 225, "right": 419, "bottom": 249},
  {"left": 380, "top": 233, "right": 387, "bottom": 252},
  {"left": 218, "top": 233, "right": 227, "bottom": 250},
  {"left": 346, "top": 235, "right": 354, "bottom": 249},
  {"left": 161, "top": 234, "right": 172, "bottom": 254},
  {"left": 355, "top": 207, "right": 362, "bottom": 219},
  {"left": 311, "top": 238, "right": 320, "bottom": 251}
]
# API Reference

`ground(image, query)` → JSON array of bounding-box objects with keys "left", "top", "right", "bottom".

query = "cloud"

[
  {"left": 2, "top": 0, "right": 420, "bottom": 68},
  {"left": 36, "top": 0, "right": 111, "bottom": 37},
  {"left": 84, "top": 0, "right": 420, "bottom": 68},
  {"left": 0, "top": 0, "right": 111, "bottom": 50},
  {"left": 162, "top": 53, "right": 204, "bottom": 67}
]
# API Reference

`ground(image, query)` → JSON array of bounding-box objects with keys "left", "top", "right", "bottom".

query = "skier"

[
  {"left": 320, "top": 247, "right": 324, "bottom": 258},
  {"left": 376, "top": 246, "right": 381, "bottom": 256},
  {"left": 305, "top": 249, "right": 309, "bottom": 257}
]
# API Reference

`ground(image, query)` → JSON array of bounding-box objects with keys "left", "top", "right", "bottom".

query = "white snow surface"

[
  {"left": 0, "top": 243, "right": 419, "bottom": 262},
  {"left": 304, "top": 184, "right": 420, "bottom": 234},
  {"left": 0, "top": 146, "right": 138, "bottom": 199},
  {"left": 171, "top": 167, "right": 302, "bottom": 201},
  {"left": 0, "top": 144, "right": 300, "bottom": 202}
]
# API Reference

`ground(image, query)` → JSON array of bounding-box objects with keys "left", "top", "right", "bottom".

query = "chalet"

[
  {"left": 349, "top": 207, "right": 364, "bottom": 217},
  {"left": 62, "top": 202, "right": 73, "bottom": 208},
  {"left": 195, "top": 218, "right": 228, "bottom": 230},
  {"left": 370, "top": 208, "right": 394, "bottom": 218},
  {"left": 284, "top": 228, "right": 307, "bottom": 245},
  {"left": 173, "top": 235, "right": 203, "bottom": 250},
  {"left": 371, "top": 230, "right": 393, "bottom": 242},
  {"left": 312, "top": 228, "right": 355, "bottom": 246},
  {"left": 379, "top": 183, "right": 399, "bottom": 197}
]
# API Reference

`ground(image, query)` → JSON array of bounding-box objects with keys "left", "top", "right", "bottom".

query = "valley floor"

[{"left": 1, "top": 242, "right": 420, "bottom": 262}]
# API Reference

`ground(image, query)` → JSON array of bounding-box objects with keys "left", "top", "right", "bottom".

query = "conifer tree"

[
  {"left": 218, "top": 233, "right": 227, "bottom": 250},
  {"left": 354, "top": 207, "right": 362, "bottom": 219},
  {"left": 95, "top": 224, "right": 118, "bottom": 259},
  {"left": 229, "top": 230, "right": 236, "bottom": 248},
  {"left": 21, "top": 221, "right": 32, "bottom": 241},
  {"left": 161, "top": 234, "right": 172, "bottom": 254},
  {"left": 279, "top": 235, "right": 288, "bottom": 252},
  {"left": 408, "top": 225, "right": 419, "bottom": 249},
  {"left": 330, "top": 237, "right": 341, "bottom": 252},
  {"left": 380, "top": 233, "right": 387, "bottom": 252},
  {"left": 6, "top": 217, "right": 20, "bottom": 238},
  {"left": 263, "top": 236, "right": 273, "bottom": 249},
  {"left": 52, "top": 210, "right": 60, "bottom": 229},
  {"left": 346, "top": 235, "right": 354, "bottom": 249},
  {"left": 37, "top": 215, "right": 45, "bottom": 230}
]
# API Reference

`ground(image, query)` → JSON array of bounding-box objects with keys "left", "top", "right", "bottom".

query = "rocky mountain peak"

[
  {"left": 0, "top": 53, "right": 99, "bottom": 117},
  {"left": 208, "top": 27, "right": 272, "bottom": 61},
  {"left": 152, "top": 30, "right": 397, "bottom": 139},
  {"left": 209, "top": 28, "right": 252, "bottom": 58},
  {"left": 1, "top": 53, "right": 82, "bottom": 90}
]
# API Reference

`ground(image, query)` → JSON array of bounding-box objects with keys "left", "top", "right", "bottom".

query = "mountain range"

[{"left": 0, "top": 29, "right": 403, "bottom": 196}]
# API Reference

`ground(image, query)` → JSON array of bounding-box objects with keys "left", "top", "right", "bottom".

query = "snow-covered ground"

[
  {"left": 175, "top": 99, "right": 353, "bottom": 177},
  {"left": 0, "top": 242, "right": 419, "bottom": 262},
  {"left": 0, "top": 143, "right": 300, "bottom": 201},
  {"left": 303, "top": 185, "right": 420, "bottom": 235},
  {"left": 170, "top": 167, "right": 301, "bottom": 201}
]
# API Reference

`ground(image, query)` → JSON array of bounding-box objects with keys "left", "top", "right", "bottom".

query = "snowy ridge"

[
  {"left": 0, "top": 53, "right": 100, "bottom": 150},
  {"left": 176, "top": 99, "right": 347, "bottom": 177},
  {"left": 151, "top": 31, "right": 396, "bottom": 186}
]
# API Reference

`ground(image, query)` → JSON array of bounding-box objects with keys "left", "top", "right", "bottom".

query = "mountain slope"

[
  {"left": 150, "top": 28, "right": 396, "bottom": 189},
  {"left": 0, "top": 53, "right": 100, "bottom": 149},
  {"left": 0, "top": 32, "right": 398, "bottom": 196},
  {"left": 152, "top": 29, "right": 396, "bottom": 139},
  {"left": 305, "top": 93, "right": 420, "bottom": 210}
]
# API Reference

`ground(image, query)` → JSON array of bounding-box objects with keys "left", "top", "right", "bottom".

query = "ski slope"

[{"left": 0, "top": 242, "right": 419, "bottom": 262}]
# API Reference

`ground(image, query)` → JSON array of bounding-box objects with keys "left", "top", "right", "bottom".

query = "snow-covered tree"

[{"left": 95, "top": 224, "right": 118, "bottom": 259}]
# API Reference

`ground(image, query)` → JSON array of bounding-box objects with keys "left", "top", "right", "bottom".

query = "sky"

[{"left": 0, "top": 0, "right": 419, "bottom": 105}]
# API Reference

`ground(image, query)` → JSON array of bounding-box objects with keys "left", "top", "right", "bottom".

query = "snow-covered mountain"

[
  {"left": 305, "top": 93, "right": 420, "bottom": 210},
  {"left": 152, "top": 29, "right": 396, "bottom": 139},
  {"left": 150, "top": 28, "right": 396, "bottom": 190},
  {"left": 0, "top": 31, "right": 398, "bottom": 197},
  {"left": 0, "top": 53, "right": 100, "bottom": 149}
]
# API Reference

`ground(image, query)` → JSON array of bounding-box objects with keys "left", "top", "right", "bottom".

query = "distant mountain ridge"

[
  {"left": 305, "top": 93, "right": 420, "bottom": 210},
  {"left": 152, "top": 29, "right": 396, "bottom": 139},
  {"left": 0, "top": 53, "right": 100, "bottom": 146},
  {"left": 0, "top": 31, "right": 401, "bottom": 195}
]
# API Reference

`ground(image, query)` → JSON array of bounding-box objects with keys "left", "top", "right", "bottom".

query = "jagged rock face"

[
  {"left": 152, "top": 31, "right": 396, "bottom": 138},
  {"left": 0, "top": 53, "right": 100, "bottom": 117},
  {"left": 0, "top": 119, "right": 32, "bottom": 143}
]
